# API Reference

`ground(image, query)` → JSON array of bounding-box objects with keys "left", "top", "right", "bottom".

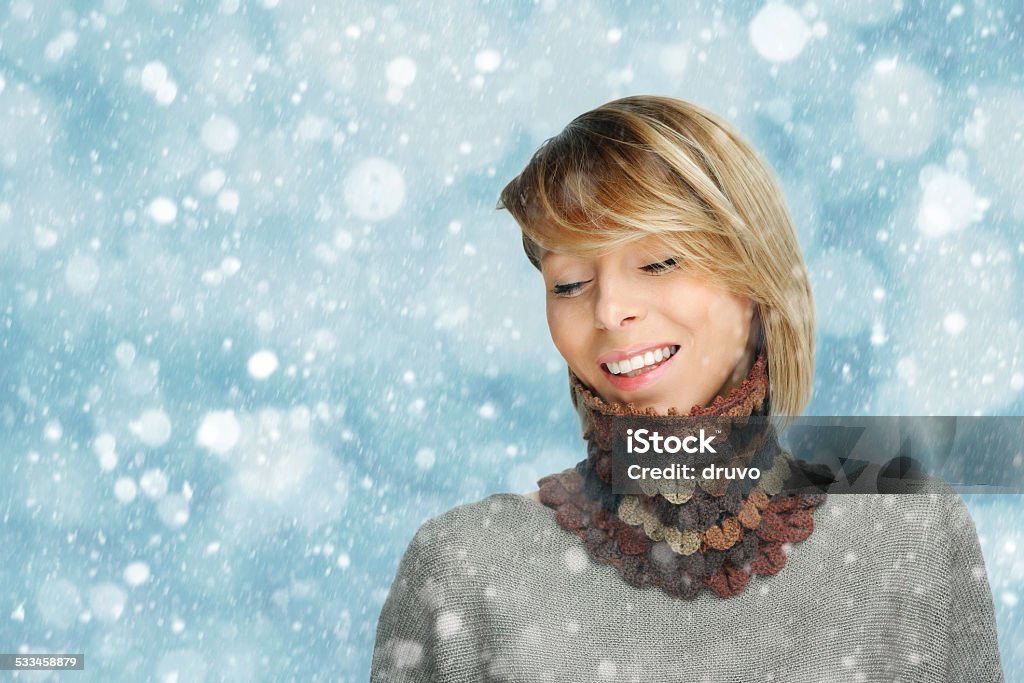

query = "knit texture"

[
  {"left": 371, "top": 489, "right": 1003, "bottom": 681},
  {"left": 372, "top": 352, "right": 1005, "bottom": 680}
]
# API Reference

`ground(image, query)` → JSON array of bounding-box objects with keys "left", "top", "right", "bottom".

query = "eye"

[
  {"left": 550, "top": 280, "right": 589, "bottom": 297},
  {"left": 641, "top": 258, "right": 678, "bottom": 274}
]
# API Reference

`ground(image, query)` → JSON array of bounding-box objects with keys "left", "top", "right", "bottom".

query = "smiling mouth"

[{"left": 602, "top": 345, "right": 680, "bottom": 377}]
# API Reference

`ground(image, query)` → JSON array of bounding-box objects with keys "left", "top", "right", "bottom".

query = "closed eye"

[
  {"left": 641, "top": 258, "right": 678, "bottom": 274},
  {"left": 551, "top": 280, "right": 589, "bottom": 297}
]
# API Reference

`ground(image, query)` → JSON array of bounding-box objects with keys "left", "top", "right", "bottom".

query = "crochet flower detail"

[{"left": 537, "top": 350, "right": 828, "bottom": 600}]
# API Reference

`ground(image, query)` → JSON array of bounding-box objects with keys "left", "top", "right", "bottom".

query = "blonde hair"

[{"left": 497, "top": 95, "right": 815, "bottom": 420}]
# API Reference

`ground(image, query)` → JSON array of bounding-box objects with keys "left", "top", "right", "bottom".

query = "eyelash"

[{"left": 550, "top": 258, "right": 679, "bottom": 297}]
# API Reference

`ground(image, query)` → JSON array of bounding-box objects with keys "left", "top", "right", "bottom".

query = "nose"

[{"left": 593, "top": 279, "right": 646, "bottom": 330}]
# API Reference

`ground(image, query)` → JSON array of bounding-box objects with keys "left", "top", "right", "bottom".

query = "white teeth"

[{"left": 604, "top": 345, "right": 679, "bottom": 375}]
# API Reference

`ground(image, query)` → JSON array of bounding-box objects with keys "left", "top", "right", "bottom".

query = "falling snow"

[{"left": 0, "top": 2, "right": 1021, "bottom": 681}]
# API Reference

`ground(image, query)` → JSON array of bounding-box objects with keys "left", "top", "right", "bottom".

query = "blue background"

[{"left": 1, "top": 1, "right": 1022, "bottom": 680}]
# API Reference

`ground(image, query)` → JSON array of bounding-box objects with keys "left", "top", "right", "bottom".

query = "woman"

[{"left": 371, "top": 96, "right": 1004, "bottom": 681}]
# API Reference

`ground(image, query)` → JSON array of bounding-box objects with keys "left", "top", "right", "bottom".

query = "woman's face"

[{"left": 542, "top": 235, "right": 759, "bottom": 414}]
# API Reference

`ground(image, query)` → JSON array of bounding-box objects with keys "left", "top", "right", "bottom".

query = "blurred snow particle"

[
  {"left": 132, "top": 408, "right": 172, "bottom": 448},
  {"left": 870, "top": 321, "right": 888, "bottom": 347},
  {"left": 247, "top": 350, "right": 279, "bottom": 379},
  {"left": 43, "top": 419, "right": 63, "bottom": 442},
  {"left": 34, "top": 225, "right": 59, "bottom": 249},
  {"left": 157, "top": 494, "right": 190, "bottom": 528},
  {"left": 597, "top": 660, "right": 618, "bottom": 678},
  {"left": 336, "top": 553, "right": 351, "bottom": 569},
  {"left": 0, "top": 73, "right": 5, "bottom": 94},
  {"left": 65, "top": 254, "right": 100, "bottom": 294},
  {"left": 221, "top": 256, "right": 241, "bottom": 275},
  {"left": 343, "top": 158, "right": 406, "bottom": 222},
  {"left": 334, "top": 229, "right": 354, "bottom": 250},
  {"left": 916, "top": 167, "right": 988, "bottom": 237},
  {"left": 808, "top": 250, "right": 883, "bottom": 337},
  {"left": 198, "top": 168, "right": 227, "bottom": 195},
  {"left": 146, "top": 196, "right": 178, "bottom": 224},
  {"left": 435, "top": 611, "right": 462, "bottom": 639},
  {"left": 478, "top": 402, "right": 496, "bottom": 419},
  {"left": 749, "top": 3, "right": 811, "bottom": 63},
  {"left": 386, "top": 56, "right": 417, "bottom": 88},
  {"left": 474, "top": 49, "right": 501, "bottom": 73},
  {"left": 88, "top": 582, "right": 127, "bottom": 623},
  {"left": 153, "top": 81, "right": 178, "bottom": 106},
  {"left": 196, "top": 410, "right": 241, "bottom": 455},
  {"left": 1002, "top": 591, "right": 1019, "bottom": 608},
  {"left": 93, "top": 433, "right": 118, "bottom": 471},
  {"left": 139, "top": 61, "right": 178, "bottom": 106},
  {"left": 114, "top": 477, "right": 138, "bottom": 503},
  {"left": 943, "top": 312, "right": 967, "bottom": 335},
  {"left": 139, "top": 469, "right": 169, "bottom": 500},
  {"left": 201, "top": 115, "right": 240, "bottom": 154},
  {"left": 854, "top": 61, "right": 940, "bottom": 161},
  {"left": 564, "top": 547, "right": 588, "bottom": 573},
  {"left": 115, "top": 341, "right": 136, "bottom": 368},
  {"left": 140, "top": 61, "right": 168, "bottom": 91},
  {"left": 414, "top": 447, "right": 436, "bottom": 470},
  {"left": 36, "top": 577, "right": 82, "bottom": 629},
  {"left": 658, "top": 44, "right": 690, "bottom": 77},
  {"left": 123, "top": 561, "right": 151, "bottom": 587},
  {"left": 392, "top": 640, "right": 423, "bottom": 669},
  {"left": 44, "top": 30, "right": 78, "bottom": 63},
  {"left": 93, "top": 436, "right": 116, "bottom": 456},
  {"left": 217, "top": 188, "right": 240, "bottom": 213}
]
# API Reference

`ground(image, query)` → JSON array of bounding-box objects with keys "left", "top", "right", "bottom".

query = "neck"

[
  {"left": 714, "top": 346, "right": 757, "bottom": 404},
  {"left": 536, "top": 344, "right": 825, "bottom": 600},
  {"left": 713, "top": 311, "right": 763, "bottom": 405}
]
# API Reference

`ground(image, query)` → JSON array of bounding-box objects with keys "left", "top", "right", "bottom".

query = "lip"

[
  {"left": 597, "top": 342, "right": 677, "bottom": 365},
  {"left": 601, "top": 344, "right": 681, "bottom": 393}
]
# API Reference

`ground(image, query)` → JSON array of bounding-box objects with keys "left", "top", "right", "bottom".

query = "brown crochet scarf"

[{"left": 537, "top": 350, "right": 827, "bottom": 599}]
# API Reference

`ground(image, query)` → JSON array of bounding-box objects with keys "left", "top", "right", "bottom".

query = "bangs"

[{"left": 499, "top": 114, "right": 716, "bottom": 268}]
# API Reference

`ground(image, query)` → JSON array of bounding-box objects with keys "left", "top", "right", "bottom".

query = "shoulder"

[
  {"left": 815, "top": 477, "right": 981, "bottom": 558},
  {"left": 403, "top": 493, "right": 556, "bottom": 568}
]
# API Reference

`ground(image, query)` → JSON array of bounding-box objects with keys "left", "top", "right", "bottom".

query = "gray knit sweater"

[{"left": 371, "top": 490, "right": 1004, "bottom": 682}]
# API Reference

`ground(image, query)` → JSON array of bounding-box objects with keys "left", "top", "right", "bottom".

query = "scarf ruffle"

[{"left": 537, "top": 351, "right": 827, "bottom": 599}]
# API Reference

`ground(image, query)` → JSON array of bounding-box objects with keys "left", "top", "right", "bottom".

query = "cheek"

[
  {"left": 708, "top": 296, "right": 752, "bottom": 341},
  {"left": 546, "top": 304, "right": 566, "bottom": 352},
  {"left": 546, "top": 303, "right": 583, "bottom": 363}
]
